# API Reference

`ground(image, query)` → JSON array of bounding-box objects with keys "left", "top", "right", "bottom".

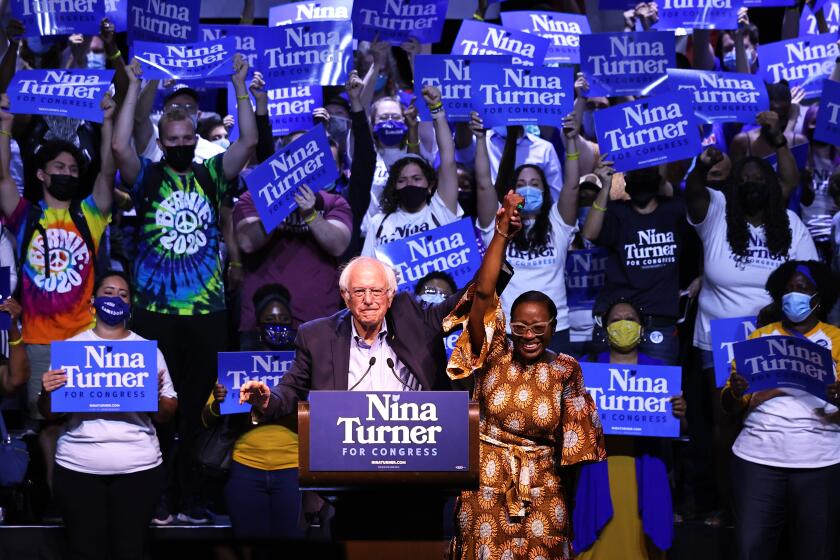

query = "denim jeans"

[{"left": 224, "top": 461, "right": 303, "bottom": 539}]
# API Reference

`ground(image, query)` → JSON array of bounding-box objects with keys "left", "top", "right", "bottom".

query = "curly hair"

[
  {"left": 509, "top": 164, "right": 553, "bottom": 252},
  {"left": 765, "top": 260, "right": 838, "bottom": 321},
  {"left": 724, "top": 156, "right": 791, "bottom": 262},
  {"left": 379, "top": 156, "right": 436, "bottom": 215}
]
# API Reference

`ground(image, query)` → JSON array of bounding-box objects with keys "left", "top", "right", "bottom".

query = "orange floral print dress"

[{"left": 443, "top": 289, "right": 607, "bottom": 560}]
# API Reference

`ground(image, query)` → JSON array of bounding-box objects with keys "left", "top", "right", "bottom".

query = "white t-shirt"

[
  {"left": 732, "top": 323, "right": 840, "bottom": 468},
  {"left": 55, "top": 330, "right": 177, "bottom": 475},
  {"left": 801, "top": 156, "right": 838, "bottom": 242},
  {"left": 362, "top": 192, "right": 463, "bottom": 257},
  {"left": 479, "top": 204, "right": 577, "bottom": 331},
  {"left": 691, "top": 188, "right": 818, "bottom": 350}
]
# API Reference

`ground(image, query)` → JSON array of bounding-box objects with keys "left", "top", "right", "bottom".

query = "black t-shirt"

[{"left": 593, "top": 197, "right": 687, "bottom": 319}]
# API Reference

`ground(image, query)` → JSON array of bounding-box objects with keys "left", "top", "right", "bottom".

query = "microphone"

[
  {"left": 386, "top": 358, "right": 414, "bottom": 391},
  {"left": 348, "top": 356, "right": 377, "bottom": 391}
]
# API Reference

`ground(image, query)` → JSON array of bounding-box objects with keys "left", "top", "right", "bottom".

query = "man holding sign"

[{"left": 722, "top": 261, "right": 840, "bottom": 560}]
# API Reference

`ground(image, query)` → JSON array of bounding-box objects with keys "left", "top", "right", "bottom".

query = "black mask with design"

[
  {"left": 46, "top": 173, "right": 79, "bottom": 201},
  {"left": 738, "top": 181, "right": 769, "bottom": 215},
  {"left": 163, "top": 144, "right": 196, "bottom": 172},
  {"left": 396, "top": 186, "right": 429, "bottom": 212},
  {"left": 259, "top": 324, "right": 296, "bottom": 350},
  {"left": 625, "top": 180, "right": 658, "bottom": 208}
]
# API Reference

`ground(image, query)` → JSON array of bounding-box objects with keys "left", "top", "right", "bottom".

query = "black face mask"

[
  {"left": 46, "top": 173, "right": 79, "bottom": 201},
  {"left": 458, "top": 190, "right": 477, "bottom": 217},
  {"left": 738, "top": 181, "right": 769, "bottom": 215},
  {"left": 163, "top": 144, "right": 196, "bottom": 172},
  {"left": 259, "top": 324, "right": 296, "bottom": 350},
  {"left": 625, "top": 181, "right": 658, "bottom": 208},
  {"left": 396, "top": 186, "right": 428, "bottom": 212}
]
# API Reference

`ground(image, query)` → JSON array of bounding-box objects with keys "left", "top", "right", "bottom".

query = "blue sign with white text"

[
  {"left": 127, "top": 0, "right": 199, "bottom": 44},
  {"left": 814, "top": 79, "right": 840, "bottom": 145},
  {"left": 470, "top": 61, "right": 574, "bottom": 127},
  {"left": 308, "top": 391, "right": 470, "bottom": 472},
  {"left": 352, "top": 0, "right": 448, "bottom": 45},
  {"left": 652, "top": 69, "right": 769, "bottom": 123},
  {"left": 244, "top": 125, "right": 338, "bottom": 232},
  {"left": 580, "top": 31, "right": 675, "bottom": 97},
  {"left": 258, "top": 20, "right": 353, "bottom": 88},
  {"left": 452, "top": 20, "right": 550, "bottom": 67},
  {"left": 710, "top": 316, "right": 757, "bottom": 388},
  {"left": 759, "top": 34, "right": 840, "bottom": 99},
  {"left": 217, "top": 351, "right": 295, "bottom": 415},
  {"left": 733, "top": 335, "right": 835, "bottom": 399},
  {"left": 501, "top": 11, "right": 590, "bottom": 64},
  {"left": 654, "top": 0, "right": 738, "bottom": 30},
  {"left": 12, "top": 0, "right": 102, "bottom": 36},
  {"left": 581, "top": 362, "right": 681, "bottom": 438},
  {"left": 594, "top": 93, "right": 702, "bottom": 172},
  {"left": 375, "top": 218, "right": 482, "bottom": 294},
  {"left": 8, "top": 69, "right": 114, "bottom": 123},
  {"left": 104, "top": 0, "right": 128, "bottom": 31},
  {"left": 199, "top": 25, "right": 266, "bottom": 86},
  {"left": 133, "top": 37, "right": 237, "bottom": 82},
  {"left": 270, "top": 0, "right": 353, "bottom": 26},
  {"left": 565, "top": 248, "right": 608, "bottom": 311},
  {"left": 50, "top": 340, "right": 158, "bottom": 413},
  {"left": 800, "top": 2, "right": 840, "bottom": 35},
  {"left": 414, "top": 55, "right": 510, "bottom": 122},
  {"left": 227, "top": 84, "right": 323, "bottom": 141}
]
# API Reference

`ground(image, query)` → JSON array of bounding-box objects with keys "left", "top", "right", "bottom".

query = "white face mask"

[{"left": 212, "top": 137, "right": 230, "bottom": 150}]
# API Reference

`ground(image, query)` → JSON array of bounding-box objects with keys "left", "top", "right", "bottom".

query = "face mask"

[
  {"left": 582, "top": 111, "right": 596, "bottom": 138},
  {"left": 93, "top": 296, "right": 131, "bottom": 326},
  {"left": 607, "top": 320, "right": 642, "bottom": 352},
  {"left": 373, "top": 120, "right": 408, "bottom": 147},
  {"left": 396, "top": 185, "right": 428, "bottom": 212},
  {"left": 738, "top": 181, "right": 768, "bottom": 215},
  {"left": 625, "top": 181, "right": 658, "bottom": 207},
  {"left": 212, "top": 137, "right": 230, "bottom": 149},
  {"left": 577, "top": 206, "right": 591, "bottom": 227},
  {"left": 516, "top": 186, "right": 543, "bottom": 213},
  {"left": 781, "top": 292, "right": 817, "bottom": 323},
  {"left": 524, "top": 125, "right": 541, "bottom": 137},
  {"left": 722, "top": 48, "right": 758, "bottom": 71},
  {"left": 163, "top": 144, "right": 196, "bottom": 172},
  {"left": 87, "top": 52, "right": 106, "bottom": 69},
  {"left": 418, "top": 292, "right": 446, "bottom": 305},
  {"left": 260, "top": 323, "right": 296, "bottom": 350},
  {"left": 458, "top": 191, "right": 476, "bottom": 216},
  {"left": 327, "top": 116, "right": 350, "bottom": 143},
  {"left": 45, "top": 173, "right": 79, "bottom": 201}
]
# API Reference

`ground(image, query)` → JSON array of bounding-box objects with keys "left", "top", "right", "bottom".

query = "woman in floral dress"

[{"left": 445, "top": 191, "right": 607, "bottom": 560}]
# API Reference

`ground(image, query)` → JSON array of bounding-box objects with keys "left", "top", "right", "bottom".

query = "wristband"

[
  {"left": 304, "top": 210, "right": 318, "bottom": 224},
  {"left": 0, "top": 130, "right": 11, "bottom": 138},
  {"left": 228, "top": 261, "right": 242, "bottom": 268},
  {"left": 592, "top": 202, "right": 607, "bottom": 212},
  {"left": 405, "top": 139, "right": 420, "bottom": 148},
  {"left": 494, "top": 224, "right": 511, "bottom": 239},
  {"left": 9, "top": 336, "right": 22, "bottom": 346},
  {"left": 107, "top": 50, "right": 122, "bottom": 61},
  {"left": 236, "top": 94, "right": 250, "bottom": 101},
  {"left": 565, "top": 152, "right": 580, "bottom": 161},
  {"left": 428, "top": 102, "right": 444, "bottom": 114},
  {"left": 473, "top": 11, "right": 484, "bottom": 21}
]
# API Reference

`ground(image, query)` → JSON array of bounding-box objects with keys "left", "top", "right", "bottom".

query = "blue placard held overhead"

[
  {"left": 814, "top": 79, "right": 840, "bottom": 145},
  {"left": 352, "top": 0, "right": 448, "bottom": 45},
  {"left": 50, "top": 340, "right": 159, "bottom": 413},
  {"left": 127, "top": 0, "right": 199, "bottom": 44},
  {"left": 104, "top": 0, "right": 128, "bottom": 31},
  {"left": 217, "top": 351, "right": 295, "bottom": 415},
  {"left": 0, "top": 267, "right": 10, "bottom": 331},
  {"left": 710, "top": 316, "right": 757, "bottom": 388},
  {"left": 581, "top": 362, "right": 682, "bottom": 438},
  {"left": 258, "top": 20, "right": 353, "bottom": 88},
  {"left": 594, "top": 93, "right": 702, "bottom": 172},
  {"left": 655, "top": 0, "right": 738, "bottom": 30},
  {"left": 800, "top": 2, "right": 840, "bottom": 35},
  {"left": 759, "top": 34, "right": 840, "bottom": 100},
  {"left": 227, "top": 84, "right": 323, "bottom": 141},
  {"left": 452, "top": 20, "right": 550, "bottom": 67},
  {"left": 12, "top": 0, "right": 102, "bottom": 36},
  {"left": 565, "top": 248, "right": 608, "bottom": 311},
  {"left": 654, "top": 69, "right": 769, "bottom": 123},
  {"left": 133, "top": 37, "right": 237, "bottom": 82},
  {"left": 374, "top": 218, "right": 482, "bottom": 294},
  {"left": 244, "top": 125, "right": 339, "bottom": 232},
  {"left": 580, "top": 31, "right": 675, "bottom": 97},
  {"left": 200, "top": 25, "right": 266, "bottom": 85},
  {"left": 270, "top": 0, "right": 353, "bottom": 26},
  {"left": 470, "top": 61, "right": 574, "bottom": 127},
  {"left": 414, "top": 55, "right": 510, "bottom": 122},
  {"left": 733, "top": 335, "right": 835, "bottom": 400},
  {"left": 8, "top": 70, "right": 115, "bottom": 123},
  {"left": 500, "top": 11, "right": 590, "bottom": 65}
]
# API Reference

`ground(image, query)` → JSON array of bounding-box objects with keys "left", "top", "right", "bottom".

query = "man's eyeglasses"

[
  {"left": 510, "top": 321, "right": 553, "bottom": 337},
  {"left": 348, "top": 287, "right": 390, "bottom": 300}
]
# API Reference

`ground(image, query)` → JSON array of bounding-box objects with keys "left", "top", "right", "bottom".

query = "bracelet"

[
  {"left": 473, "top": 11, "right": 484, "bottom": 21},
  {"left": 592, "top": 202, "right": 607, "bottom": 212},
  {"left": 494, "top": 224, "right": 511, "bottom": 239},
  {"left": 0, "top": 130, "right": 11, "bottom": 138},
  {"left": 236, "top": 94, "right": 250, "bottom": 101},
  {"left": 428, "top": 102, "right": 444, "bottom": 114},
  {"left": 405, "top": 139, "right": 420, "bottom": 148},
  {"left": 566, "top": 151, "right": 580, "bottom": 161},
  {"left": 228, "top": 261, "right": 242, "bottom": 268},
  {"left": 208, "top": 403, "right": 220, "bottom": 417},
  {"left": 9, "top": 336, "right": 22, "bottom": 346},
  {"left": 304, "top": 210, "right": 318, "bottom": 224},
  {"left": 769, "top": 135, "right": 788, "bottom": 149},
  {"left": 107, "top": 50, "right": 122, "bottom": 61}
]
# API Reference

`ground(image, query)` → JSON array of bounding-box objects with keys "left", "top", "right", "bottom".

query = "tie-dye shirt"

[
  {"left": 6, "top": 196, "right": 110, "bottom": 344},
  {"left": 129, "top": 155, "right": 232, "bottom": 315}
]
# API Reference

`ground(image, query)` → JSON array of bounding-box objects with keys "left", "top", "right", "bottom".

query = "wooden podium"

[{"left": 298, "top": 399, "right": 480, "bottom": 541}]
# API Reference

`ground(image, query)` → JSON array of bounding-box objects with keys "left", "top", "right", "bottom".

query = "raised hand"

[
  {"left": 562, "top": 112, "right": 580, "bottom": 139},
  {"left": 697, "top": 145, "right": 724, "bottom": 169},
  {"left": 249, "top": 71, "right": 267, "bottom": 103},
  {"left": 213, "top": 382, "right": 228, "bottom": 403},
  {"left": 101, "top": 93, "right": 116, "bottom": 121},
  {"left": 232, "top": 53, "right": 249, "bottom": 86},
  {"left": 497, "top": 190, "right": 525, "bottom": 237},
  {"left": 345, "top": 69, "right": 364, "bottom": 102},
  {"left": 125, "top": 58, "right": 143, "bottom": 86},
  {"left": 421, "top": 85, "right": 442, "bottom": 108},
  {"left": 469, "top": 111, "right": 486, "bottom": 139},
  {"left": 99, "top": 17, "right": 116, "bottom": 47}
]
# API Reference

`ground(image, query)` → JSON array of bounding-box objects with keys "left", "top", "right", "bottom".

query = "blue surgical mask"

[
  {"left": 418, "top": 292, "right": 446, "bottom": 305},
  {"left": 781, "top": 291, "right": 817, "bottom": 323},
  {"left": 87, "top": 52, "right": 106, "bottom": 69},
  {"left": 212, "top": 137, "right": 230, "bottom": 149},
  {"left": 516, "top": 186, "right": 543, "bottom": 213},
  {"left": 93, "top": 296, "right": 131, "bottom": 326},
  {"left": 524, "top": 125, "right": 541, "bottom": 138},
  {"left": 722, "top": 48, "right": 757, "bottom": 72}
]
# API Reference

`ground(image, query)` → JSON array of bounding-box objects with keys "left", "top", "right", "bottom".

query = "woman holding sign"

[
  {"left": 444, "top": 191, "right": 605, "bottom": 560},
  {"left": 723, "top": 260, "right": 840, "bottom": 560},
  {"left": 38, "top": 270, "right": 177, "bottom": 560}
]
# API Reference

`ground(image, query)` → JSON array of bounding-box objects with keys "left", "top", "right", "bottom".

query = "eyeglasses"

[
  {"left": 510, "top": 321, "right": 553, "bottom": 337},
  {"left": 347, "top": 287, "right": 390, "bottom": 300}
]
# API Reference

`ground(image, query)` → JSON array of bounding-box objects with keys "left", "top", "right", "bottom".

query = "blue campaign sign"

[
  {"left": 743, "top": 0, "right": 794, "bottom": 5},
  {"left": 50, "top": 340, "right": 158, "bottom": 413},
  {"left": 654, "top": 69, "right": 769, "bottom": 123},
  {"left": 269, "top": 0, "right": 352, "bottom": 26},
  {"left": 452, "top": 20, "right": 550, "bottom": 67},
  {"left": 308, "top": 391, "right": 470, "bottom": 472},
  {"left": 259, "top": 20, "right": 353, "bottom": 88},
  {"left": 227, "top": 84, "right": 323, "bottom": 142},
  {"left": 217, "top": 351, "right": 295, "bottom": 415},
  {"left": 105, "top": 0, "right": 128, "bottom": 31},
  {"left": 759, "top": 34, "right": 840, "bottom": 100},
  {"left": 565, "top": 248, "right": 608, "bottom": 311},
  {"left": 8, "top": 69, "right": 114, "bottom": 123},
  {"left": 127, "top": 0, "right": 199, "bottom": 44},
  {"left": 581, "top": 362, "right": 681, "bottom": 438},
  {"left": 814, "top": 79, "right": 840, "bottom": 145},
  {"left": 444, "top": 328, "right": 462, "bottom": 359},
  {"left": 352, "top": 0, "right": 448, "bottom": 45},
  {"left": 133, "top": 37, "right": 237, "bottom": 82},
  {"left": 733, "top": 335, "right": 836, "bottom": 399},
  {"left": 0, "top": 267, "right": 10, "bottom": 330},
  {"left": 414, "top": 55, "right": 510, "bottom": 122},
  {"left": 244, "top": 125, "right": 338, "bottom": 232},
  {"left": 501, "top": 11, "right": 590, "bottom": 64},
  {"left": 593, "top": 92, "right": 702, "bottom": 172},
  {"left": 375, "top": 218, "right": 482, "bottom": 294},
  {"left": 12, "top": 0, "right": 102, "bottom": 36},
  {"left": 199, "top": 25, "right": 266, "bottom": 86},
  {"left": 580, "top": 31, "right": 675, "bottom": 97},
  {"left": 800, "top": 2, "right": 840, "bottom": 35},
  {"left": 654, "top": 0, "right": 738, "bottom": 30},
  {"left": 710, "top": 316, "right": 757, "bottom": 388},
  {"left": 470, "top": 61, "right": 574, "bottom": 127}
]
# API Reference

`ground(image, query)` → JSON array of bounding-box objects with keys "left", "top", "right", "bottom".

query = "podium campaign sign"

[
  {"left": 217, "top": 351, "right": 295, "bottom": 415},
  {"left": 308, "top": 391, "right": 470, "bottom": 471},
  {"left": 710, "top": 316, "right": 757, "bottom": 387},
  {"left": 50, "top": 340, "right": 158, "bottom": 413}
]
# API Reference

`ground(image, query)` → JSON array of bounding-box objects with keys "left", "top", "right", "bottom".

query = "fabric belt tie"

[{"left": 480, "top": 433, "right": 552, "bottom": 519}]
